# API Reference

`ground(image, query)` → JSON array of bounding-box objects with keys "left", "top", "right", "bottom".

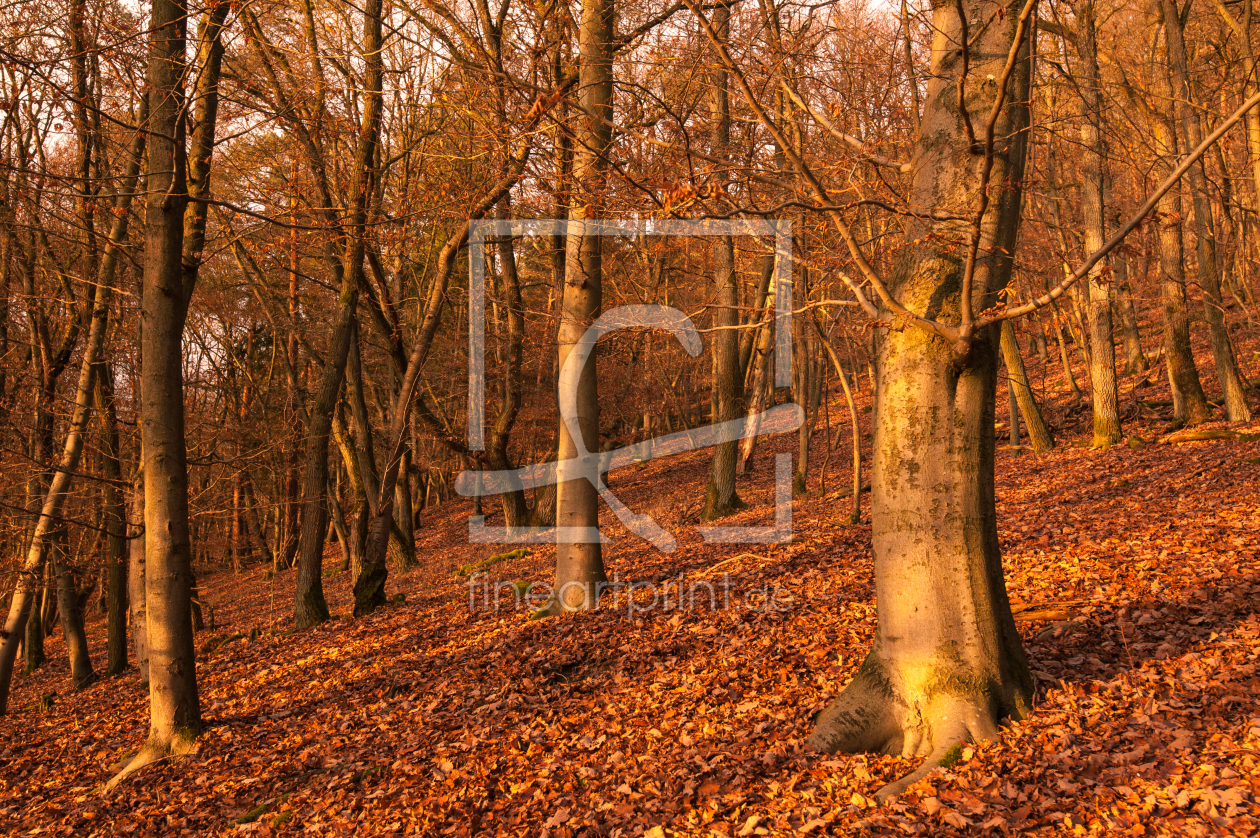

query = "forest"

[{"left": 0, "top": 0, "right": 1259, "bottom": 832}]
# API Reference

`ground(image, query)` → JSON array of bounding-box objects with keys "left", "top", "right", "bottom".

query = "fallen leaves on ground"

[{"left": 2, "top": 380, "right": 1260, "bottom": 836}]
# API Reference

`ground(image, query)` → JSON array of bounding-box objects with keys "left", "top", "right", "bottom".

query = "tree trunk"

[
  {"left": 95, "top": 361, "right": 128, "bottom": 676},
  {"left": 486, "top": 197, "right": 529, "bottom": 529},
  {"left": 1075, "top": 1, "right": 1123, "bottom": 448},
  {"left": 1007, "top": 377, "right": 1021, "bottom": 455},
  {"left": 107, "top": 0, "right": 221, "bottom": 785},
  {"left": 128, "top": 472, "right": 148, "bottom": 684},
  {"left": 702, "top": 0, "right": 744, "bottom": 522},
  {"left": 51, "top": 546, "right": 95, "bottom": 689},
  {"left": 1152, "top": 161, "right": 1212, "bottom": 422},
  {"left": 736, "top": 297, "right": 775, "bottom": 474},
  {"left": 23, "top": 582, "right": 44, "bottom": 675},
  {"left": 793, "top": 308, "right": 818, "bottom": 496},
  {"left": 231, "top": 471, "right": 248, "bottom": 572},
  {"left": 809, "top": 0, "right": 1034, "bottom": 794},
  {"left": 293, "top": 292, "right": 356, "bottom": 629},
  {"left": 1147, "top": 15, "right": 1212, "bottom": 425},
  {"left": 1030, "top": 317, "right": 1048, "bottom": 364},
  {"left": 392, "top": 460, "right": 417, "bottom": 568},
  {"left": 815, "top": 323, "right": 862, "bottom": 524},
  {"left": 999, "top": 321, "right": 1055, "bottom": 453},
  {"left": 1160, "top": 0, "right": 1252, "bottom": 421},
  {"left": 1115, "top": 253, "right": 1148, "bottom": 374},
  {"left": 538, "top": 0, "right": 614, "bottom": 615},
  {"left": 1051, "top": 306, "right": 1084, "bottom": 400}
]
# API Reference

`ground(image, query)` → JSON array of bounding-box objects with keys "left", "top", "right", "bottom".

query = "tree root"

[
  {"left": 102, "top": 734, "right": 198, "bottom": 793},
  {"left": 528, "top": 598, "right": 565, "bottom": 620},
  {"left": 809, "top": 658, "right": 1005, "bottom": 799}
]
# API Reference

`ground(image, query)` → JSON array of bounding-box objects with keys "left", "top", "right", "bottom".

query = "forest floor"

[{"left": 4, "top": 322, "right": 1260, "bottom": 837}]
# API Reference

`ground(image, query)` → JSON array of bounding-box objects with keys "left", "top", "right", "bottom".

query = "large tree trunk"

[
  {"left": 137, "top": 17, "right": 202, "bottom": 758},
  {"left": 1147, "top": 16, "right": 1212, "bottom": 424},
  {"left": 538, "top": 0, "right": 614, "bottom": 615},
  {"left": 107, "top": 0, "right": 228, "bottom": 787},
  {"left": 809, "top": 0, "right": 1034, "bottom": 795},
  {"left": 1161, "top": 0, "right": 1252, "bottom": 422},
  {"left": 702, "top": 0, "right": 744, "bottom": 522},
  {"left": 1075, "top": 1, "right": 1123, "bottom": 448}
]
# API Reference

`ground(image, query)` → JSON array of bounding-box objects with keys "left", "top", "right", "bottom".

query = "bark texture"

[
  {"left": 1160, "top": 0, "right": 1252, "bottom": 421},
  {"left": 808, "top": 0, "right": 1035, "bottom": 794},
  {"left": 1075, "top": 2, "right": 1123, "bottom": 448},
  {"left": 702, "top": 0, "right": 744, "bottom": 522},
  {"left": 540, "top": 0, "right": 614, "bottom": 614}
]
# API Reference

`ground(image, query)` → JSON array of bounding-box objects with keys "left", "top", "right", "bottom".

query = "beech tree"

[
  {"left": 107, "top": 0, "right": 228, "bottom": 787},
  {"left": 3, "top": 0, "right": 1260, "bottom": 809},
  {"left": 538, "top": 0, "right": 616, "bottom": 614},
  {"left": 800, "top": 0, "right": 1039, "bottom": 792}
]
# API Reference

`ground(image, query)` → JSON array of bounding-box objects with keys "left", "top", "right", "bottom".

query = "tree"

[
  {"left": 806, "top": 0, "right": 1038, "bottom": 795},
  {"left": 107, "top": 0, "right": 228, "bottom": 787},
  {"left": 537, "top": 0, "right": 616, "bottom": 615},
  {"left": 1161, "top": 0, "right": 1252, "bottom": 422},
  {"left": 1075, "top": 0, "right": 1124, "bottom": 448},
  {"left": 701, "top": 0, "right": 745, "bottom": 522}
]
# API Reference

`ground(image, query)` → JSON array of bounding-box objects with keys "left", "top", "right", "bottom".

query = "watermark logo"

[
  {"left": 456, "top": 219, "right": 799, "bottom": 552},
  {"left": 468, "top": 572, "right": 794, "bottom": 616}
]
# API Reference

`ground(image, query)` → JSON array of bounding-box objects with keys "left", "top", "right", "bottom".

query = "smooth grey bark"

[{"left": 808, "top": 0, "right": 1034, "bottom": 793}]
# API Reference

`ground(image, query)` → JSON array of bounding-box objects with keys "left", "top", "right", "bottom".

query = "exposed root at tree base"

[
  {"left": 808, "top": 657, "right": 1013, "bottom": 799},
  {"left": 874, "top": 732, "right": 967, "bottom": 800},
  {"left": 102, "top": 734, "right": 198, "bottom": 793}
]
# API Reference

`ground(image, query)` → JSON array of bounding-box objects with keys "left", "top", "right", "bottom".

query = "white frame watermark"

[{"left": 456, "top": 219, "right": 799, "bottom": 551}]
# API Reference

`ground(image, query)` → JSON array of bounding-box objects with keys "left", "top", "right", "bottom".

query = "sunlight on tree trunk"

[{"left": 808, "top": 0, "right": 1036, "bottom": 796}]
